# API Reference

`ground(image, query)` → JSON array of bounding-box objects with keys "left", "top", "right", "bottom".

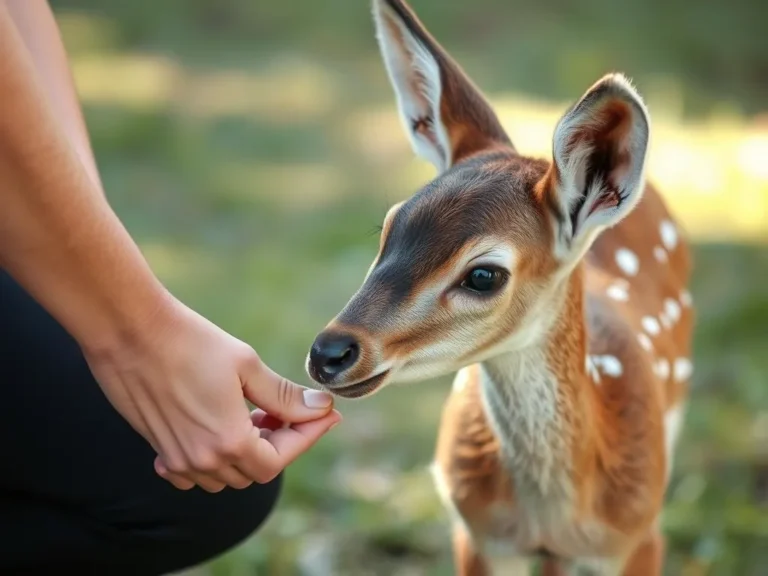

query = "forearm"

[
  {"left": 0, "top": 5, "right": 169, "bottom": 353},
  {"left": 5, "top": 0, "right": 103, "bottom": 196}
]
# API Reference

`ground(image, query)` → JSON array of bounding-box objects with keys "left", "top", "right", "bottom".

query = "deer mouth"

[{"left": 325, "top": 370, "right": 390, "bottom": 399}]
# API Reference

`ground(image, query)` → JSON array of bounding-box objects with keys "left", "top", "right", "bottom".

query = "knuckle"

[
  {"left": 191, "top": 450, "right": 220, "bottom": 473},
  {"left": 238, "top": 345, "right": 261, "bottom": 369},
  {"left": 165, "top": 458, "right": 188, "bottom": 476},
  {"left": 218, "top": 434, "right": 248, "bottom": 459}
]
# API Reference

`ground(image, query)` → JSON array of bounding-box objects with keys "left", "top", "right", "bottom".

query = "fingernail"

[{"left": 303, "top": 389, "right": 332, "bottom": 409}]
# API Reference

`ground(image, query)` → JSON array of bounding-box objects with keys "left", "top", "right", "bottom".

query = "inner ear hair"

[{"left": 549, "top": 73, "right": 650, "bottom": 249}]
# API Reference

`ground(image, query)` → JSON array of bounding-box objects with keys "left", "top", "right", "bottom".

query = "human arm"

[
  {"left": 0, "top": 3, "right": 339, "bottom": 492},
  {"left": 5, "top": 0, "right": 103, "bottom": 195}
]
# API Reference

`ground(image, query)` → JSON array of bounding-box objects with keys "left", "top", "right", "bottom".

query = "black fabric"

[{"left": 0, "top": 270, "right": 281, "bottom": 575}]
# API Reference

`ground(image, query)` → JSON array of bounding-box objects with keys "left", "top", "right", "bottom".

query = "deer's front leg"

[
  {"left": 452, "top": 523, "right": 490, "bottom": 576},
  {"left": 453, "top": 526, "right": 535, "bottom": 576},
  {"left": 620, "top": 528, "right": 665, "bottom": 576}
]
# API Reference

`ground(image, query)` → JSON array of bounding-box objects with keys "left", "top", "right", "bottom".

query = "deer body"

[
  {"left": 306, "top": 2, "right": 694, "bottom": 574},
  {"left": 432, "top": 181, "right": 692, "bottom": 574}
]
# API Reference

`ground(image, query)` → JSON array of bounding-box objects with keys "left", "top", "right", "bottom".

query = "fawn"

[{"left": 306, "top": 0, "right": 694, "bottom": 573}]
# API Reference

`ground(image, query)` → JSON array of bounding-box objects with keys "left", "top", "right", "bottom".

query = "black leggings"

[{"left": 0, "top": 270, "right": 282, "bottom": 575}]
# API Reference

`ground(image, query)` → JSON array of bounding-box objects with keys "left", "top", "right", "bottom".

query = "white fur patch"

[
  {"left": 653, "top": 246, "right": 668, "bottom": 263},
  {"left": 680, "top": 289, "right": 693, "bottom": 307},
  {"left": 592, "top": 355, "right": 623, "bottom": 378},
  {"left": 641, "top": 316, "right": 661, "bottom": 336},
  {"left": 659, "top": 312, "right": 672, "bottom": 329},
  {"left": 606, "top": 283, "right": 629, "bottom": 302},
  {"left": 615, "top": 248, "right": 640, "bottom": 276},
  {"left": 654, "top": 358, "right": 670, "bottom": 380},
  {"left": 479, "top": 353, "right": 570, "bottom": 498},
  {"left": 664, "top": 298, "right": 682, "bottom": 323},
  {"left": 660, "top": 220, "right": 678, "bottom": 250},
  {"left": 673, "top": 358, "right": 693, "bottom": 382},
  {"left": 637, "top": 333, "right": 653, "bottom": 352}
]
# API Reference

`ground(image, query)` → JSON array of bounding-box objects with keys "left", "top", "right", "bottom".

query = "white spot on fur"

[
  {"left": 660, "top": 312, "right": 672, "bottom": 329},
  {"left": 654, "top": 358, "right": 670, "bottom": 380},
  {"left": 606, "top": 283, "right": 629, "bottom": 302},
  {"left": 673, "top": 358, "right": 693, "bottom": 382},
  {"left": 592, "top": 355, "right": 623, "bottom": 378},
  {"left": 660, "top": 220, "right": 678, "bottom": 250},
  {"left": 654, "top": 246, "right": 668, "bottom": 263},
  {"left": 642, "top": 316, "right": 661, "bottom": 336},
  {"left": 664, "top": 298, "right": 682, "bottom": 323},
  {"left": 637, "top": 333, "right": 653, "bottom": 351},
  {"left": 615, "top": 248, "right": 639, "bottom": 276},
  {"left": 680, "top": 289, "right": 693, "bottom": 307}
]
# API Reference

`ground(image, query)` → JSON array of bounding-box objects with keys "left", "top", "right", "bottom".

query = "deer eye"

[{"left": 461, "top": 267, "right": 507, "bottom": 294}]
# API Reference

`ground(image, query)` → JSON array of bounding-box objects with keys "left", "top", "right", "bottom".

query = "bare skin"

[{"left": 0, "top": 1, "right": 340, "bottom": 493}]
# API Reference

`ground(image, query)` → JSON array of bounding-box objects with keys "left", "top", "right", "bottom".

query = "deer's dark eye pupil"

[{"left": 462, "top": 267, "right": 504, "bottom": 293}]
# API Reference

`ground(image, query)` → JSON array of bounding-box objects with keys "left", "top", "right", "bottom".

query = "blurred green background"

[{"left": 51, "top": 0, "right": 767, "bottom": 574}]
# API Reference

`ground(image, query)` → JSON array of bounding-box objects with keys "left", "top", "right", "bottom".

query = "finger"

[
  {"left": 210, "top": 465, "right": 253, "bottom": 490},
  {"left": 241, "top": 359, "right": 334, "bottom": 423},
  {"left": 250, "top": 408, "right": 284, "bottom": 431},
  {"left": 237, "top": 410, "right": 341, "bottom": 483},
  {"left": 186, "top": 472, "right": 227, "bottom": 493},
  {"left": 155, "top": 456, "right": 227, "bottom": 493},
  {"left": 154, "top": 457, "right": 195, "bottom": 490}
]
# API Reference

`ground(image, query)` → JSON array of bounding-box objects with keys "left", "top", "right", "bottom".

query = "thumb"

[{"left": 242, "top": 356, "right": 335, "bottom": 423}]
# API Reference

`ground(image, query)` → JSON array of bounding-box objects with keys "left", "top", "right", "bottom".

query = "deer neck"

[{"left": 478, "top": 265, "right": 596, "bottom": 498}]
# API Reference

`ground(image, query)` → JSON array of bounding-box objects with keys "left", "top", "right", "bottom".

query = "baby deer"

[{"left": 306, "top": 1, "right": 694, "bottom": 573}]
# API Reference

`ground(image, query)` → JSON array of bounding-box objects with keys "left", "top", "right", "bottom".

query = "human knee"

[{"left": 150, "top": 473, "right": 284, "bottom": 574}]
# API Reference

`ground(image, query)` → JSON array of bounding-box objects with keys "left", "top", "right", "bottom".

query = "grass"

[{"left": 51, "top": 1, "right": 768, "bottom": 574}]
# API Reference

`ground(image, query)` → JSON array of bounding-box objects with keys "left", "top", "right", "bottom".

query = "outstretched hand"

[{"left": 85, "top": 297, "right": 341, "bottom": 492}]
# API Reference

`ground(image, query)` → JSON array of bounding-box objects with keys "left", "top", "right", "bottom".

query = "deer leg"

[
  {"left": 620, "top": 527, "right": 665, "bottom": 576},
  {"left": 541, "top": 558, "right": 567, "bottom": 576},
  {"left": 452, "top": 523, "right": 491, "bottom": 576}
]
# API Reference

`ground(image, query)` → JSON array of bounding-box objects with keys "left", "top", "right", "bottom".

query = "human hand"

[{"left": 84, "top": 296, "right": 341, "bottom": 492}]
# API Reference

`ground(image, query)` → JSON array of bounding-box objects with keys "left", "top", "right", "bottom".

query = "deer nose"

[{"left": 308, "top": 332, "right": 361, "bottom": 383}]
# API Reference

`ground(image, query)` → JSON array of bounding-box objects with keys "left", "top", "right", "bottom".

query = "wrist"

[{"left": 79, "top": 278, "right": 179, "bottom": 362}]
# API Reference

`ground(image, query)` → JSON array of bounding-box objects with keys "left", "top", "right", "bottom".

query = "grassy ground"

[{"left": 51, "top": 1, "right": 768, "bottom": 574}]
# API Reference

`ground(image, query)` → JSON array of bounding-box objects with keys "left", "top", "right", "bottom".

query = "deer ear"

[
  {"left": 372, "top": 0, "right": 511, "bottom": 173},
  {"left": 545, "top": 73, "right": 651, "bottom": 259}
]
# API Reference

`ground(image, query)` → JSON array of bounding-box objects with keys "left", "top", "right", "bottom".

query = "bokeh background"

[{"left": 51, "top": 0, "right": 767, "bottom": 574}]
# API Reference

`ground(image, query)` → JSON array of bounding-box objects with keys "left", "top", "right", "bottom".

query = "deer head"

[{"left": 306, "top": 0, "right": 650, "bottom": 399}]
